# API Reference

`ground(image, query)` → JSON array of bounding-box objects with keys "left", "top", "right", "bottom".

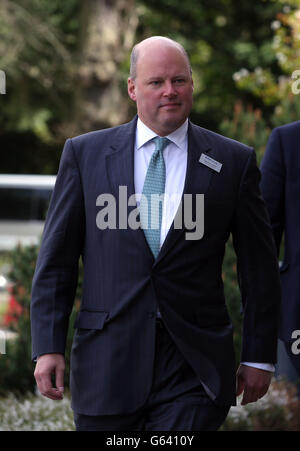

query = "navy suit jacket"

[
  {"left": 260, "top": 121, "right": 300, "bottom": 343},
  {"left": 31, "top": 116, "right": 280, "bottom": 415}
]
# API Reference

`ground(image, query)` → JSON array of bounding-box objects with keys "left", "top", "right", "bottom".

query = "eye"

[
  {"left": 149, "top": 80, "right": 162, "bottom": 86},
  {"left": 174, "top": 78, "right": 185, "bottom": 84}
]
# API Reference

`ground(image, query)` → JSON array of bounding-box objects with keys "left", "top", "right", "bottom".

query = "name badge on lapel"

[{"left": 199, "top": 153, "right": 222, "bottom": 173}]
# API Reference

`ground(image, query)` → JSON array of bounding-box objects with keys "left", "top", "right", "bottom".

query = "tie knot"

[{"left": 153, "top": 136, "right": 170, "bottom": 153}]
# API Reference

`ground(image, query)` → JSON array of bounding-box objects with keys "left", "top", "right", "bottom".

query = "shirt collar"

[{"left": 136, "top": 117, "right": 188, "bottom": 151}]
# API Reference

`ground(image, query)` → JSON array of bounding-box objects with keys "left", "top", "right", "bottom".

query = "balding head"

[
  {"left": 127, "top": 35, "right": 194, "bottom": 136},
  {"left": 130, "top": 36, "right": 192, "bottom": 80}
]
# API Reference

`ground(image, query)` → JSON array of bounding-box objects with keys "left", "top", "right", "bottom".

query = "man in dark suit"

[
  {"left": 260, "top": 121, "right": 300, "bottom": 383},
  {"left": 31, "top": 36, "right": 281, "bottom": 431}
]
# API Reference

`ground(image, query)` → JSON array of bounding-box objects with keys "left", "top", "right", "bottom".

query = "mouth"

[{"left": 160, "top": 103, "right": 181, "bottom": 109}]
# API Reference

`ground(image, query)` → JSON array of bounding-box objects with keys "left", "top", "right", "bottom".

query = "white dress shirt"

[
  {"left": 134, "top": 117, "right": 274, "bottom": 374},
  {"left": 134, "top": 117, "right": 188, "bottom": 246}
]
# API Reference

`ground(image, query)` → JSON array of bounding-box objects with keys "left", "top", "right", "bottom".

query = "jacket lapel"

[
  {"left": 155, "top": 121, "right": 218, "bottom": 264},
  {"left": 105, "top": 116, "right": 154, "bottom": 257},
  {"left": 105, "top": 116, "right": 137, "bottom": 200}
]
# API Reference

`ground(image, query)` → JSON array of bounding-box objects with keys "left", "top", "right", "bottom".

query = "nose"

[{"left": 163, "top": 80, "right": 177, "bottom": 97}]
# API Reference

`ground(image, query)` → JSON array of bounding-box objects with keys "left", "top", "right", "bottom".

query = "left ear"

[{"left": 128, "top": 78, "right": 137, "bottom": 102}]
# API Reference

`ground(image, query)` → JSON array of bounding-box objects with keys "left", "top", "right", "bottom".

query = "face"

[{"left": 128, "top": 42, "right": 194, "bottom": 136}]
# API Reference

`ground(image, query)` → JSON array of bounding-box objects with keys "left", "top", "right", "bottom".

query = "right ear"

[{"left": 128, "top": 78, "right": 137, "bottom": 102}]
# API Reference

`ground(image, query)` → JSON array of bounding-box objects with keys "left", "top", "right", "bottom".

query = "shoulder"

[
  {"left": 69, "top": 117, "right": 137, "bottom": 150},
  {"left": 189, "top": 121, "right": 254, "bottom": 160},
  {"left": 269, "top": 121, "right": 300, "bottom": 144},
  {"left": 273, "top": 120, "right": 300, "bottom": 134},
  {"left": 265, "top": 121, "right": 300, "bottom": 160}
]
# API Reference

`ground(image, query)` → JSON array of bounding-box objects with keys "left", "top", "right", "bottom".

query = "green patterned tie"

[{"left": 140, "top": 136, "right": 170, "bottom": 258}]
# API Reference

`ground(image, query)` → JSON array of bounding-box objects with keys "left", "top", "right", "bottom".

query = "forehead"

[{"left": 136, "top": 43, "right": 190, "bottom": 77}]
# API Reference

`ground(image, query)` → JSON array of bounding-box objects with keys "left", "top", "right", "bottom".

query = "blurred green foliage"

[
  {"left": 0, "top": 245, "right": 39, "bottom": 394},
  {"left": 0, "top": 244, "right": 81, "bottom": 394},
  {"left": 0, "top": 0, "right": 79, "bottom": 138}
]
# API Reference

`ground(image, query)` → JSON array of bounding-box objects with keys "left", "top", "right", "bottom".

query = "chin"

[{"left": 161, "top": 118, "right": 185, "bottom": 133}]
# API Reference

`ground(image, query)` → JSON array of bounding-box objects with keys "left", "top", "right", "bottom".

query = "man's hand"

[
  {"left": 236, "top": 364, "right": 272, "bottom": 405},
  {"left": 34, "top": 353, "right": 65, "bottom": 400}
]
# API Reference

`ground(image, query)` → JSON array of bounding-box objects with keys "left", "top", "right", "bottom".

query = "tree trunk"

[{"left": 73, "top": 0, "right": 139, "bottom": 134}]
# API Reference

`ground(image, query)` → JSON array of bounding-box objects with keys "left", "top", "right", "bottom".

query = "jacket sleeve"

[
  {"left": 30, "top": 138, "right": 85, "bottom": 360},
  {"left": 260, "top": 128, "right": 285, "bottom": 256},
  {"left": 231, "top": 149, "right": 281, "bottom": 364}
]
